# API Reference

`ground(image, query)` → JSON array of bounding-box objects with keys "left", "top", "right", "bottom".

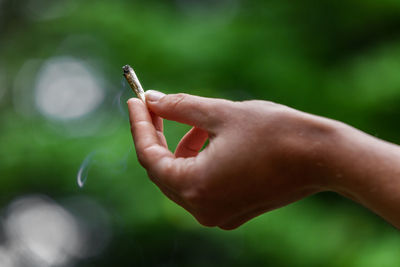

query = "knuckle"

[
  {"left": 175, "top": 163, "right": 225, "bottom": 228},
  {"left": 160, "top": 158, "right": 179, "bottom": 180},
  {"left": 241, "top": 99, "right": 276, "bottom": 107},
  {"left": 164, "top": 93, "right": 188, "bottom": 111},
  {"left": 182, "top": 164, "right": 216, "bottom": 201},
  {"left": 136, "top": 151, "right": 147, "bottom": 168},
  {"left": 182, "top": 188, "right": 222, "bottom": 228},
  {"left": 135, "top": 145, "right": 156, "bottom": 169},
  {"left": 181, "top": 180, "right": 209, "bottom": 207}
]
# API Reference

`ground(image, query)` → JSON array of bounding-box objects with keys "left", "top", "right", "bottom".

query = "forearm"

[{"left": 316, "top": 119, "right": 400, "bottom": 228}]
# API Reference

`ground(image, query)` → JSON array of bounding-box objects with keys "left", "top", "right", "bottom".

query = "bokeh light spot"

[
  {"left": 34, "top": 57, "right": 105, "bottom": 120},
  {"left": 4, "top": 195, "right": 82, "bottom": 266}
]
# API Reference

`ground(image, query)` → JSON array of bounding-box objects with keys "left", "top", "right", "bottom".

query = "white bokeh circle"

[{"left": 35, "top": 57, "right": 104, "bottom": 120}]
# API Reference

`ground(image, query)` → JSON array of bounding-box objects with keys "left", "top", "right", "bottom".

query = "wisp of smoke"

[
  {"left": 112, "top": 78, "right": 130, "bottom": 121},
  {"left": 77, "top": 151, "right": 97, "bottom": 188},
  {"left": 77, "top": 148, "right": 132, "bottom": 188},
  {"left": 77, "top": 79, "right": 133, "bottom": 188}
]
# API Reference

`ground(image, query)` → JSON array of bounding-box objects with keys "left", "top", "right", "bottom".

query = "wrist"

[
  {"left": 282, "top": 110, "right": 374, "bottom": 194},
  {"left": 287, "top": 112, "right": 345, "bottom": 192},
  {"left": 310, "top": 117, "right": 400, "bottom": 203},
  {"left": 299, "top": 115, "right": 374, "bottom": 195},
  {"left": 265, "top": 108, "right": 346, "bottom": 193},
  {"left": 292, "top": 110, "right": 400, "bottom": 227},
  {"left": 305, "top": 119, "right": 360, "bottom": 193}
]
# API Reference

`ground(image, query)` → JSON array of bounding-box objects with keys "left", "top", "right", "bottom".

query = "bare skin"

[{"left": 127, "top": 90, "right": 400, "bottom": 230}]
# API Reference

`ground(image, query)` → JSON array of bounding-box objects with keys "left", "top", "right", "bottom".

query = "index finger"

[{"left": 127, "top": 98, "right": 179, "bottom": 186}]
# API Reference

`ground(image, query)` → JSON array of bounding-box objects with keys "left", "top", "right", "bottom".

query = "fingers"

[
  {"left": 150, "top": 111, "right": 163, "bottom": 132},
  {"left": 175, "top": 127, "right": 208, "bottom": 158},
  {"left": 150, "top": 111, "right": 167, "bottom": 148},
  {"left": 127, "top": 98, "right": 177, "bottom": 184},
  {"left": 145, "top": 90, "right": 229, "bottom": 130}
]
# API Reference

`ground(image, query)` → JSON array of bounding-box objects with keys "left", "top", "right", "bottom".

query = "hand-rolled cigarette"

[{"left": 122, "top": 65, "right": 146, "bottom": 102}]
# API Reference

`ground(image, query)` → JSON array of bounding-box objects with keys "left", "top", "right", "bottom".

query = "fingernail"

[
  {"left": 126, "top": 98, "right": 136, "bottom": 104},
  {"left": 146, "top": 90, "right": 165, "bottom": 102}
]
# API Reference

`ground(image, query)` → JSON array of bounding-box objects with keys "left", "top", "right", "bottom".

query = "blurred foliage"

[{"left": 1, "top": 0, "right": 400, "bottom": 266}]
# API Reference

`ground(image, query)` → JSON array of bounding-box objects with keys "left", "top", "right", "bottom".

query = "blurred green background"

[{"left": 1, "top": 0, "right": 400, "bottom": 266}]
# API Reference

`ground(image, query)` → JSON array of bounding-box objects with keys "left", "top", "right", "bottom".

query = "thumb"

[{"left": 145, "top": 90, "right": 227, "bottom": 130}]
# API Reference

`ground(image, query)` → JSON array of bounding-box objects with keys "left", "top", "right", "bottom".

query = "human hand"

[{"left": 127, "top": 91, "right": 338, "bottom": 229}]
